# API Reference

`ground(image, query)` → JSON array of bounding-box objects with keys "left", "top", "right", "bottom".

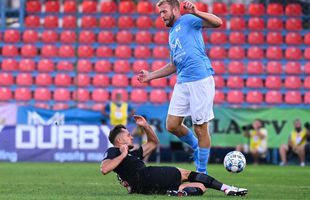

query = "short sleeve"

[
  {"left": 183, "top": 14, "right": 203, "bottom": 29},
  {"left": 130, "top": 146, "right": 143, "bottom": 159},
  {"left": 103, "top": 148, "right": 120, "bottom": 160}
]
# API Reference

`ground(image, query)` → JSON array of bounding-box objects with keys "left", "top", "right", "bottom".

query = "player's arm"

[
  {"left": 133, "top": 115, "right": 159, "bottom": 158},
  {"left": 183, "top": 0, "right": 222, "bottom": 28},
  {"left": 100, "top": 145, "right": 128, "bottom": 175},
  {"left": 138, "top": 62, "right": 176, "bottom": 83}
]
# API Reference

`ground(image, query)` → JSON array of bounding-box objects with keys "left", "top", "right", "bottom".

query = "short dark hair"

[
  {"left": 109, "top": 124, "right": 127, "bottom": 144},
  {"left": 157, "top": 0, "right": 180, "bottom": 9}
]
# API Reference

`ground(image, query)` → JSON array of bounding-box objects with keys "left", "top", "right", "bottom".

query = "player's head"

[
  {"left": 294, "top": 119, "right": 302, "bottom": 128},
  {"left": 109, "top": 124, "right": 134, "bottom": 146},
  {"left": 157, "top": 0, "right": 181, "bottom": 27},
  {"left": 252, "top": 119, "right": 263, "bottom": 129}
]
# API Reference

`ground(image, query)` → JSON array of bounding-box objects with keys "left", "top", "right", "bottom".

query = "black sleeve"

[
  {"left": 130, "top": 146, "right": 144, "bottom": 159},
  {"left": 103, "top": 148, "right": 121, "bottom": 160}
]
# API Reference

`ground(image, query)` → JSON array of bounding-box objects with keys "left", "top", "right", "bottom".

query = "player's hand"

[
  {"left": 133, "top": 115, "right": 148, "bottom": 127},
  {"left": 183, "top": 0, "right": 197, "bottom": 14},
  {"left": 137, "top": 70, "right": 151, "bottom": 83},
  {"left": 119, "top": 145, "right": 128, "bottom": 157}
]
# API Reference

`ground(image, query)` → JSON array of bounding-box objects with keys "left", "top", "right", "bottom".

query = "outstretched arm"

[{"left": 138, "top": 62, "right": 176, "bottom": 83}]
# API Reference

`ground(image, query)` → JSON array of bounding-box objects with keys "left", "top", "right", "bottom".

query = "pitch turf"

[{"left": 0, "top": 162, "right": 309, "bottom": 200}]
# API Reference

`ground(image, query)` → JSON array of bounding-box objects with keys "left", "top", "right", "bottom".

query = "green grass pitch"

[{"left": 0, "top": 162, "right": 309, "bottom": 200}]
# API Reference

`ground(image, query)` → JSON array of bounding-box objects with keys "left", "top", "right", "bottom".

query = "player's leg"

[
  {"left": 279, "top": 144, "right": 289, "bottom": 165},
  {"left": 194, "top": 122, "right": 211, "bottom": 173},
  {"left": 251, "top": 149, "right": 260, "bottom": 165},
  {"left": 296, "top": 145, "right": 306, "bottom": 166},
  {"left": 167, "top": 182, "right": 206, "bottom": 196}
]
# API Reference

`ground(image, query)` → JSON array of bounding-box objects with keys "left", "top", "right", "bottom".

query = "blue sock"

[
  {"left": 197, "top": 147, "right": 210, "bottom": 174},
  {"left": 178, "top": 129, "right": 198, "bottom": 150}
]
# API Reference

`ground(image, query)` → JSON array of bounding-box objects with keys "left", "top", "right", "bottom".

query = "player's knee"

[{"left": 166, "top": 123, "right": 179, "bottom": 134}]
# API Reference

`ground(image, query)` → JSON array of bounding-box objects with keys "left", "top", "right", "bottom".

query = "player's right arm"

[
  {"left": 100, "top": 145, "right": 128, "bottom": 175},
  {"left": 137, "top": 62, "right": 176, "bottom": 83}
]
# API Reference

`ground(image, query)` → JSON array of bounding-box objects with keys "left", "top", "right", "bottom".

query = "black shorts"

[{"left": 133, "top": 166, "right": 182, "bottom": 194}]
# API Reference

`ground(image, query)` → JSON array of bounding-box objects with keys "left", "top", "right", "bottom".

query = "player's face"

[
  {"left": 118, "top": 129, "right": 134, "bottom": 146},
  {"left": 158, "top": 3, "right": 177, "bottom": 27},
  {"left": 294, "top": 120, "right": 301, "bottom": 128}
]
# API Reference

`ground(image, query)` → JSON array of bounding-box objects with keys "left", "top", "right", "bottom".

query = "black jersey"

[{"left": 103, "top": 146, "right": 145, "bottom": 186}]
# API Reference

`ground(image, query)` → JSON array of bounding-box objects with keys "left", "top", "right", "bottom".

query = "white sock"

[{"left": 221, "top": 184, "right": 231, "bottom": 191}]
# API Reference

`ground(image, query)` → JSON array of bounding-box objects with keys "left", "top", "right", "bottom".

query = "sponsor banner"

[
  {"left": 0, "top": 104, "right": 17, "bottom": 125},
  {"left": 0, "top": 125, "right": 111, "bottom": 162}
]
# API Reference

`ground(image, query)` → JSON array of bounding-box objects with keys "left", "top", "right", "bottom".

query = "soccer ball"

[{"left": 223, "top": 151, "right": 246, "bottom": 173}]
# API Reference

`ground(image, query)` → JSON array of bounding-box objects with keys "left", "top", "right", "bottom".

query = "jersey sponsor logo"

[{"left": 170, "top": 38, "right": 182, "bottom": 50}]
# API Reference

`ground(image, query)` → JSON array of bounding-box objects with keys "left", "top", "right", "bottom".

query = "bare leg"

[
  {"left": 166, "top": 115, "right": 187, "bottom": 137},
  {"left": 251, "top": 150, "right": 259, "bottom": 165},
  {"left": 194, "top": 122, "right": 210, "bottom": 148},
  {"left": 279, "top": 144, "right": 288, "bottom": 164},
  {"left": 296, "top": 145, "right": 305, "bottom": 165}
]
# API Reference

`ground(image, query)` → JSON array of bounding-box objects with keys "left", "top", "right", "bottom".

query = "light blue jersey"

[{"left": 169, "top": 14, "right": 214, "bottom": 83}]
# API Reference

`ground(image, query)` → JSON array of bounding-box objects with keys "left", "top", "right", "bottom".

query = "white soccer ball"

[{"left": 223, "top": 151, "right": 246, "bottom": 173}]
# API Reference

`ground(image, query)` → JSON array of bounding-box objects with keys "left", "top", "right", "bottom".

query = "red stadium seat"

[
  {"left": 151, "top": 60, "right": 166, "bottom": 71},
  {"left": 267, "top": 18, "right": 283, "bottom": 30},
  {"left": 94, "top": 60, "right": 111, "bottom": 73},
  {"left": 79, "top": 30, "right": 95, "bottom": 43},
  {"left": 153, "top": 46, "right": 169, "bottom": 59},
  {"left": 54, "top": 73, "right": 72, "bottom": 86},
  {"left": 92, "top": 74, "right": 109, "bottom": 87},
  {"left": 228, "top": 46, "right": 245, "bottom": 59},
  {"left": 119, "top": 1, "right": 135, "bottom": 13},
  {"left": 25, "top": 15, "right": 40, "bottom": 27},
  {"left": 136, "top": 31, "right": 152, "bottom": 44},
  {"left": 75, "top": 74, "right": 91, "bottom": 87},
  {"left": 285, "top": 32, "right": 302, "bottom": 45},
  {"left": 305, "top": 48, "right": 310, "bottom": 60},
  {"left": 59, "top": 45, "right": 75, "bottom": 58},
  {"left": 42, "top": 30, "right": 58, "bottom": 43},
  {"left": 100, "top": 1, "right": 117, "bottom": 13},
  {"left": 0, "top": 87, "right": 12, "bottom": 101},
  {"left": 43, "top": 15, "right": 58, "bottom": 28},
  {"left": 53, "top": 103, "right": 69, "bottom": 110},
  {"left": 266, "top": 46, "right": 283, "bottom": 60},
  {"left": 169, "top": 75, "right": 177, "bottom": 87},
  {"left": 267, "top": 3, "right": 283, "bottom": 16},
  {"left": 155, "top": 17, "right": 167, "bottom": 29},
  {"left": 137, "top": 1, "right": 153, "bottom": 14},
  {"left": 284, "top": 76, "right": 302, "bottom": 89},
  {"left": 62, "top": 15, "right": 77, "bottom": 28},
  {"left": 135, "top": 46, "right": 151, "bottom": 59},
  {"left": 99, "top": 16, "right": 116, "bottom": 28},
  {"left": 34, "top": 102, "right": 49, "bottom": 109},
  {"left": 21, "top": 45, "right": 37, "bottom": 57},
  {"left": 136, "top": 16, "right": 153, "bottom": 29},
  {"left": 214, "top": 76, "right": 225, "bottom": 88},
  {"left": 210, "top": 32, "right": 227, "bottom": 44},
  {"left": 285, "top": 91, "right": 301, "bottom": 104},
  {"left": 57, "top": 61, "right": 73, "bottom": 71},
  {"left": 285, "top": 18, "right": 302, "bottom": 31},
  {"left": 266, "top": 61, "right": 282, "bottom": 74},
  {"left": 116, "top": 30, "right": 133, "bottom": 44},
  {"left": 72, "top": 88, "right": 90, "bottom": 102},
  {"left": 227, "top": 76, "right": 244, "bottom": 88},
  {"left": 227, "top": 90, "right": 244, "bottom": 104},
  {"left": 231, "top": 3, "right": 245, "bottom": 15},
  {"left": 133, "top": 60, "right": 149, "bottom": 73},
  {"left": 304, "top": 92, "right": 310, "bottom": 104},
  {"left": 82, "top": 0, "right": 97, "bottom": 13},
  {"left": 19, "top": 59, "right": 35, "bottom": 71},
  {"left": 131, "top": 89, "right": 148, "bottom": 103},
  {"left": 212, "top": 2, "right": 227, "bottom": 15},
  {"left": 81, "top": 15, "right": 97, "bottom": 28},
  {"left": 247, "top": 46, "right": 264, "bottom": 59},
  {"left": 45, "top": 0, "right": 59, "bottom": 12},
  {"left": 247, "top": 61, "right": 264, "bottom": 74},
  {"left": 77, "top": 60, "right": 92, "bottom": 72},
  {"left": 246, "top": 77, "right": 263, "bottom": 88},
  {"left": 212, "top": 61, "right": 225, "bottom": 74},
  {"left": 229, "top": 32, "right": 245, "bottom": 44},
  {"left": 41, "top": 45, "right": 58, "bottom": 57},
  {"left": 35, "top": 73, "right": 52, "bottom": 86},
  {"left": 214, "top": 90, "right": 225, "bottom": 104},
  {"left": 131, "top": 75, "right": 148, "bottom": 87},
  {"left": 0, "top": 73, "right": 13, "bottom": 86},
  {"left": 246, "top": 91, "right": 263, "bottom": 104},
  {"left": 60, "top": 30, "right": 76, "bottom": 43},
  {"left": 150, "top": 78, "right": 167, "bottom": 88},
  {"left": 115, "top": 45, "right": 132, "bottom": 58},
  {"left": 230, "top": 17, "right": 246, "bottom": 30},
  {"left": 2, "top": 45, "right": 18, "bottom": 57},
  {"left": 15, "top": 88, "right": 31, "bottom": 101},
  {"left": 23, "top": 29, "right": 38, "bottom": 43},
  {"left": 195, "top": 2, "right": 208, "bottom": 12},
  {"left": 285, "top": 47, "right": 302, "bottom": 60},
  {"left": 304, "top": 63, "right": 310, "bottom": 74},
  {"left": 285, "top": 61, "right": 301, "bottom": 74},
  {"left": 92, "top": 89, "right": 109, "bottom": 102},
  {"left": 266, "top": 91, "right": 282, "bottom": 104},
  {"left": 34, "top": 88, "right": 51, "bottom": 101},
  {"left": 118, "top": 16, "right": 135, "bottom": 28},
  {"left": 78, "top": 45, "right": 94, "bottom": 58},
  {"left": 227, "top": 61, "right": 245, "bottom": 74},
  {"left": 266, "top": 32, "right": 283, "bottom": 45},
  {"left": 96, "top": 46, "right": 113, "bottom": 58},
  {"left": 209, "top": 46, "right": 226, "bottom": 59},
  {"left": 248, "top": 3, "right": 265, "bottom": 16},
  {"left": 2, "top": 59, "right": 18, "bottom": 71},
  {"left": 98, "top": 31, "right": 114, "bottom": 43},
  {"left": 304, "top": 77, "right": 310, "bottom": 89},
  {"left": 154, "top": 31, "right": 169, "bottom": 44},
  {"left": 265, "top": 76, "right": 282, "bottom": 89},
  {"left": 114, "top": 60, "right": 131, "bottom": 73},
  {"left": 4, "top": 29, "right": 20, "bottom": 43},
  {"left": 26, "top": 0, "right": 41, "bottom": 12},
  {"left": 63, "top": 0, "right": 77, "bottom": 13},
  {"left": 150, "top": 89, "right": 167, "bottom": 104},
  {"left": 248, "top": 32, "right": 264, "bottom": 45},
  {"left": 285, "top": 4, "right": 302, "bottom": 16},
  {"left": 248, "top": 17, "right": 264, "bottom": 30},
  {"left": 53, "top": 88, "right": 71, "bottom": 101},
  {"left": 112, "top": 74, "right": 129, "bottom": 87}
]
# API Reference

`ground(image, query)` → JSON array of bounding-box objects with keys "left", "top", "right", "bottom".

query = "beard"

[{"left": 165, "top": 14, "right": 175, "bottom": 27}]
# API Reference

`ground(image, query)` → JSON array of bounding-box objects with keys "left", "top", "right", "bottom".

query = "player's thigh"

[
  {"left": 168, "top": 83, "right": 190, "bottom": 117},
  {"left": 188, "top": 76, "right": 215, "bottom": 124},
  {"left": 166, "top": 114, "right": 184, "bottom": 129}
]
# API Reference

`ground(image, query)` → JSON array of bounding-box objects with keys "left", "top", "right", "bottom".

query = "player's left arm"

[
  {"left": 183, "top": 0, "right": 222, "bottom": 28},
  {"left": 133, "top": 115, "right": 159, "bottom": 158}
]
